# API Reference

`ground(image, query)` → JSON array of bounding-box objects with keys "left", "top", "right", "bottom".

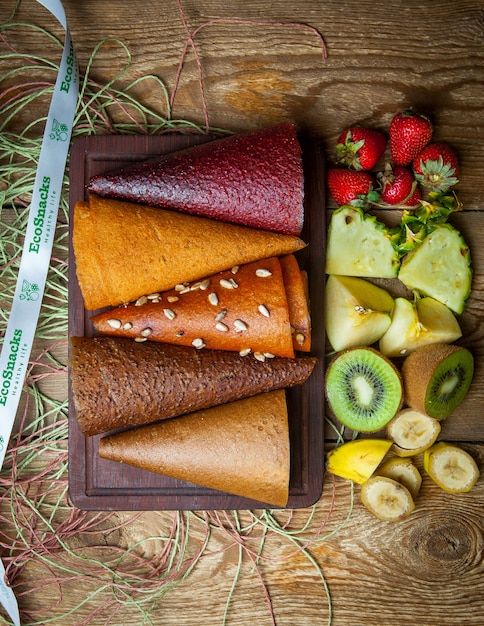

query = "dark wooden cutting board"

[{"left": 67, "top": 132, "right": 326, "bottom": 511}]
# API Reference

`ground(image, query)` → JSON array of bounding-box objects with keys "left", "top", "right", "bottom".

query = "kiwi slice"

[
  {"left": 325, "top": 347, "right": 403, "bottom": 432},
  {"left": 402, "top": 343, "right": 474, "bottom": 420}
]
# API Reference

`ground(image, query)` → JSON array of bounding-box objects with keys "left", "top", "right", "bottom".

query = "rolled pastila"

[
  {"left": 70, "top": 336, "right": 317, "bottom": 436},
  {"left": 91, "top": 255, "right": 311, "bottom": 358},
  {"left": 99, "top": 389, "right": 290, "bottom": 508},
  {"left": 73, "top": 196, "right": 307, "bottom": 311},
  {"left": 280, "top": 253, "right": 311, "bottom": 352},
  {"left": 88, "top": 122, "right": 305, "bottom": 236}
]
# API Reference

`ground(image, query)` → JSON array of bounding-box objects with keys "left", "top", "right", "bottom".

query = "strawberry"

[
  {"left": 327, "top": 168, "right": 378, "bottom": 207},
  {"left": 389, "top": 110, "right": 433, "bottom": 166},
  {"left": 412, "top": 142, "right": 459, "bottom": 192},
  {"left": 336, "top": 127, "right": 386, "bottom": 171},
  {"left": 401, "top": 185, "right": 422, "bottom": 208},
  {"left": 378, "top": 164, "right": 418, "bottom": 206}
]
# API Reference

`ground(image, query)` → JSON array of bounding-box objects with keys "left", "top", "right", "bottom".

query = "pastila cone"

[
  {"left": 99, "top": 389, "right": 290, "bottom": 507},
  {"left": 91, "top": 255, "right": 311, "bottom": 357},
  {"left": 73, "top": 196, "right": 306, "bottom": 310},
  {"left": 88, "top": 122, "right": 305, "bottom": 236},
  {"left": 70, "top": 336, "right": 317, "bottom": 436}
]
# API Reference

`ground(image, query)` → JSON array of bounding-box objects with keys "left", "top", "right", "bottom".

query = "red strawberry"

[
  {"left": 401, "top": 185, "right": 422, "bottom": 208},
  {"left": 389, "top": 110, "right": 433, "bottom": 166},
  {"left": 378, "top": 164, "right": 417, "bottom": 206},
  {"left": 327, "top": 168, "right": 378, "bottom": 206},
  {"left": 336, "top": 127, "right": 386, "bottom": 171},
  {"left": 412, "top": 142, "right": 459, "bottom": 192}
]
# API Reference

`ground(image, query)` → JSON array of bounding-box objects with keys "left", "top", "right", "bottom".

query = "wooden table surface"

[{"left": 1, "top": 0, "right": 483, "bottom": 624}]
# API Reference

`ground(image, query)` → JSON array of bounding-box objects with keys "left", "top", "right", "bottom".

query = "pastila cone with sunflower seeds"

[{"left": 91, "top": 254, "right": 311, "bottom": 358}]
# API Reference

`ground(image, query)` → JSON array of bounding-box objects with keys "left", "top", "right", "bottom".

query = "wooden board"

[{"left": 67, "top": 132, "right": 326, "bottom": 511}]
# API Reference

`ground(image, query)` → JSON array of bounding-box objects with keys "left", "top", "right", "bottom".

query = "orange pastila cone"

[
  {"left": 99, "top": 389, "right": 290, "bottom": 508},
  {"left": 91, "top": 255, "right": 311, "bottom": 357},
  {"left": 87, "top": 122, "right": 305, "bottom": 236},
  {"left": 73, "top": 196, "right": 307, "bottom": 311},
  {"left": 70, "top": 336, "right": 317, "bottom": 436}
]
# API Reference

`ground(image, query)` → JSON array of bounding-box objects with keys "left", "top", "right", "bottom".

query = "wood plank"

[{"left": 1, "top": 1, "right": 483, "bottom": 625}]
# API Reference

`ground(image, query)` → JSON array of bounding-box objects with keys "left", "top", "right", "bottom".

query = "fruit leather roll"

[
  {"left": 88, "top": 122, "right": 305, "bottom": 236},
  {"left": 70, "top": 336, "right": 317, "bottom": 436},
  {"left": 73, "top": 196, "right": 307, "bottom": 311},
  {"left": 99, "top": 389, "right": 290, "bottom": 508},
  {"left": 91, "top": 255, "right": 311, "bottom": 358}
]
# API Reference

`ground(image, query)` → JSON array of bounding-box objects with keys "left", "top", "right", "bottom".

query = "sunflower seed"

[
  {"left": 147, "top": 292, "right": 160, "bottom": 300},
  {"left": 231, "top": 266, "right": 240, "bottom": 274},
  {"left": 253, "top": 352, "right": 265, "bottom": 362},
  {"left": 208, "top": 292, "right": 219, "bottom": 306},
  {"left": 263, "top": 352, "right": 275, "bottom": 358},
  {"left": 122, "top": 322, "right": 133, "bottom": 330},
  {"left": 255, "top": 268, "right": 272, "bottom": 278},
  {"left": 215, "top": 309, "right": 227, "bottom": 322},
  {"left": 134, "top": 336, "right": 148, "bottom": 343},
  {"left": 192, "top": 338, "right": 206, "bottom": 349},
  {"left": 234, "top": 319, "right": 248, "bottom": 332},
  {"left": 239, "top": 348, "right": 251, "bottom": 357},
  {"left": 295, "top": 332, "right": 305, "bottom": 346},
  {"left": 135, "top": 296, "right": 148, "bottom": 306},
  {"left": 140, "top": 327, "right": 153, "bottom": 337},
  {"left": 258, "top": 304, "right": 270, "bottom": 318},
  {"left": 220, "top": 278, "right": 238, "bottom": 289},
  {"left": 107, "top": 319, "right": 122, "bottom": 329},
  {"left": 215, "top": 322, "right": 229, "bottom": 332},
  {"left": 163, "top": 308, "right": 176, "bottom": 320},
  {"left": 167, "top": 295, "right": 180, "bottom": 303}
]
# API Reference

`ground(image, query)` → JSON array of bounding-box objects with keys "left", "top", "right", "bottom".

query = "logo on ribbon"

[
  {"left": 19, "top": 280, "right": 40, "bottom": 302},
  {"left": 49, "top": 118, "right": 69, "bottom": 142}
]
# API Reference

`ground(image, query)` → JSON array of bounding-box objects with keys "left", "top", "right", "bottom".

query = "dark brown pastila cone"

[
  {"left": 99, "top": 389, "right": 290, "bottom": 508},
  {"left": 70, "top": 336, "right": 317, "bottom": 436},
  {"left": 88, "top": 122, "right": 305, "bottom": 236}
]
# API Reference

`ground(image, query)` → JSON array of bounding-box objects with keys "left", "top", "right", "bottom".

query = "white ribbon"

[{"left": 0, "top": 1, "right": 78, "bottom": 622}]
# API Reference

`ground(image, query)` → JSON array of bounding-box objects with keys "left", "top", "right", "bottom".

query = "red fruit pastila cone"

[{"left": 88, "top": 122, "right": 305, "bottom": 236}]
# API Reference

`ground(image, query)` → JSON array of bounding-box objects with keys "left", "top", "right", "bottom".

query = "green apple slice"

[
  {"left": 325, "top": 275, "right": 394, "bottom": 352},
  {"left": 379, "top": 296, "right": 462, "bottom": 357},
  {"left": 326, "top": 206, "right": 400, "bottom": 278}
]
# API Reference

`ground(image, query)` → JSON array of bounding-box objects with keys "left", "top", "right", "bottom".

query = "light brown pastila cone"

[
  {"left": 70, "top": 336, "right": 317, "bottom": 436},
  {"left": 91, "top": 255, "right": 311, "bottom": 358},
  {"left": 99, "top": 389, "right": 290, "bottom": 508},
  {"left": 73, "top": 196, "right": 307, "bottom": 311}
]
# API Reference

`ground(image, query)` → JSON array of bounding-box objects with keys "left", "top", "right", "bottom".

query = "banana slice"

[
  {"left": 424, "top": 442, "right": 479, "bottom": 493},
  {"left": 375, "top": 457, "right": 422, "bottom": 500},
  {"left": 360, "top": 476, "right": 415, "bottom": 521},
  {"left": 387, "top": 408, "right": 441, "bottom": 456},
  {"left": 326, "top": 439, "right": 392, "bottom": 484}
]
